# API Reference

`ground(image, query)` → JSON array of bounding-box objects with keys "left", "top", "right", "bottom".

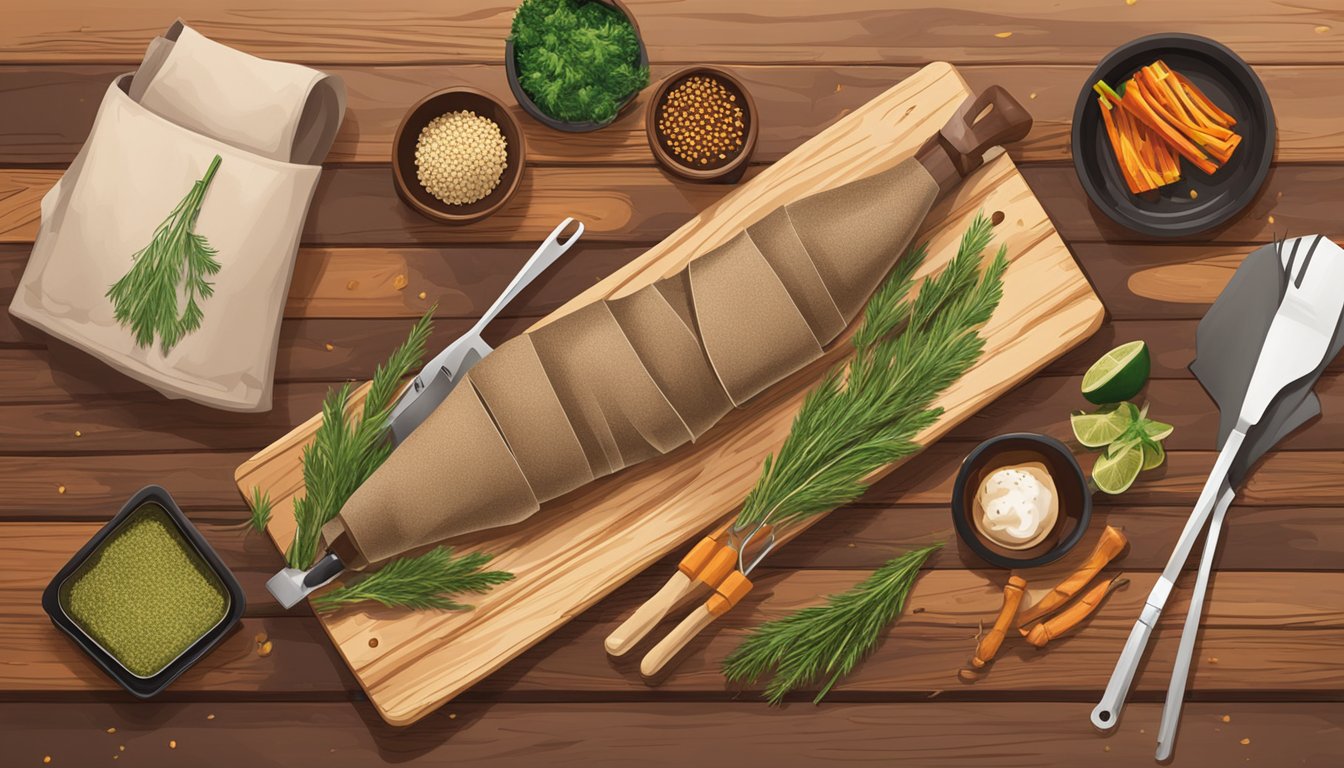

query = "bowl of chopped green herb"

[
  {"left": 43, "top": 485, "right": 245, "bottom": 698},
  {"left": 506, "top": 0, "right": 650, "bottom": 132}
]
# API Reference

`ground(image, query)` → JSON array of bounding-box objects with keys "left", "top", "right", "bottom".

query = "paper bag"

[{"left": 9, "top": 22, "right": 345, "bottom": 411}]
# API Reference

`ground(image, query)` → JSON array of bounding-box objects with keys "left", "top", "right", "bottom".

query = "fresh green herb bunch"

[
  {"left": 736, "top": 213, "right": 1009, "bottom": 531},
  {"left": 107, "top": 154, "right": 223, "bottom": 354},
  {"left": 285, "top": 310, "right": 435, "bottom": 569},
  {"left": 724, "top": 544, "right": 940, "bottom": 704},
  {"left": 265, "top": 309, "right": 514, "bottom": 613},
  {"left": 510, "top": 0, "right": 649, "bottom": 124},
  {"left": 312, "top": 547, "right": 513, "bottom": 613}
]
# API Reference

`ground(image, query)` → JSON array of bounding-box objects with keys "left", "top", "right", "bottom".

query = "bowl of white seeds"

[{"left": 393, "top": 88, "right": 526, "bottom": 224}]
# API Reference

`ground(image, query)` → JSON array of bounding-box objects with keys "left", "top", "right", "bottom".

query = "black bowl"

[
  {"left": 43, "top": 485, "right": 246, "bottom": 698},
  {"left": 951, "top": 433, "right": 1092, "bottom": 569},
  {"left": 1072, "top": 33, "right": 1275, "bottom": 238}
]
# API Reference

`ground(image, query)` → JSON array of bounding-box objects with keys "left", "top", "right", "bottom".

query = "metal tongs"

[
  {"left": 266, "top": 219, "right": 584, "bottom": 609},
  {"left": 1091, "top": 235, "right": 1344, "bottom": 759},
  {"left": 606, "top": 517, "right": 781, "bottom": 676}
]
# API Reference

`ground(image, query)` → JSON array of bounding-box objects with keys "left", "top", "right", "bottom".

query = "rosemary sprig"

[
  {"left": 285, "top": 309, "right": 434, "bottom": 569},
  {"left": 737, "top": 213, "right": 1008, "bottom": 531},
  {"left": 723, "top": 544, "right": 940, "bottom": 704},
  {"left": 248, "top": 486, "right": 273, "bottom": 533},
  {"left": 311, "top": 547, "right": 514, "bottom": 613},
  {"left": 107, "top": 154, "right": 223, "bottom": 354},
  {"left": 270, "top": 309, "right": 514, "bottom": 612}
]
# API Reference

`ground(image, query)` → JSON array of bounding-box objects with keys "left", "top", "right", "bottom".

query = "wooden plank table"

[{"left": 2, "top": 1, "right": 1342, "bottom": 764}]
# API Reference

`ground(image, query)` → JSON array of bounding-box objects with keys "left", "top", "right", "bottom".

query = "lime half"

[
  {"left": 1082, "top": 341, "right": 1150, "bottom": 405},
  {"left": 1071, "top": 406, "right": 1133, "bottom": 448},
  {"left": 1093, "top": 441, "right": 1144, "bottom": 494}
]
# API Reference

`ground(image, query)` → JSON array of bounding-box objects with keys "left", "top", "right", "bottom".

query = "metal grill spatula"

[
  {"left": 1154, "top": 236, "right": 1344, "bottom": 760},
  {"left": 1092, "top": 235, "right": 1344, "bottom": 735}
]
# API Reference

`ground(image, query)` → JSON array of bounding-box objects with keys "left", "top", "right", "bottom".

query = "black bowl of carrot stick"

[{"left": 1072, "top": 34, "right": 1274, "bottom": 238}]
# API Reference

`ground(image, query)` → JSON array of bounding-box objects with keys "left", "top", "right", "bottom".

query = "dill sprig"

[
  {"left": 736, "top": 213, "right": 1008, "bottom": 530},
  {"left": 311, "top": 547, "right": 514, "bottom": 613},
  {"left": 248, "top": 486, "right": 273, "bottom": 533},
  {"left": 285, "top": 309, "right": 434, "bottom": 569},
  {"left": 107, "top": 154, "right": 223, "bottom": 354},
  {"left": 723, "top": 544, "right": 940, "bottom": 704}
]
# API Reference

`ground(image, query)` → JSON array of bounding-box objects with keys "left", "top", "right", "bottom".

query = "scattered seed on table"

[
  {"left": 325, "top": 343, "right": 334, "bottom": 351},
  {"left": 1222, "top": 714, "right": 1231, "bottom": 723},
  {"left": 418, "top": 291, "right": 428, "bottom": 300},
  {"left": 106, "top": 728, "right": 116, "bottom": 734},
  {"left": 58, "top": 485, "right": 66, "bottom": 494},
  {"left": 169, "top": 740, "right": 177, "bottom": 750},
  {"left": 347, "top": 280, "right": 359, "bottom": 291},
  {"left": 1240, "top": 738, "right": 1250, "bottom": 746},
  {"left": 415, "top": 111, "right": 508, "bottom": 206},
  {"left": 393, "top": 275, "right": 409, "bottom": 290}
]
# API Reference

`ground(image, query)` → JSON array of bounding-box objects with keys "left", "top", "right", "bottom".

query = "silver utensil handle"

[
  {"left": 1155, "top": 484, "right": 1235, "bottom": 760},
  {"left": 1092, "top": 602, "right": 1158, "bottom": 730},
  {"left": 1091, "top": 429, "right": 1245, "bottom": 731},
  {"left": 473, "top": 217, "right": 584, "bottom": 334}
]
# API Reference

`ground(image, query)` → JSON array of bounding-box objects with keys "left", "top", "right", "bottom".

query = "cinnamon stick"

[
  {"left": 1024, "top": 575, "right": 1126, "bottom": 648},
  {"left": 1016, "top": 525, "right": 1127, "bottom": 626},
  {"left": 971, "top": 575, "right": 1027, "bottom": 668}
]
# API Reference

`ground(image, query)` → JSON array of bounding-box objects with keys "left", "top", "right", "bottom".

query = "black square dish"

[{"left": 42, "top": 485, "right": 246, "bottom": 698}]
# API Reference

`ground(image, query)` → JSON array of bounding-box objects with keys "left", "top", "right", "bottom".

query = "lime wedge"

[
  {"left": 1141, "top": 439, "right": 1166, "bottom": 471},
  {"left": 1093, "top": 441, "right": 1144, "bottom": 494},
  {"left": 1071, "top": 406, "right": 1133, "bottom": 448},
  {"left": 1082, "top": 341, "right": 1150, "bottom": 405},
  {"left": 1142, "top": 419, "right": 1174, "bottom": 442}
]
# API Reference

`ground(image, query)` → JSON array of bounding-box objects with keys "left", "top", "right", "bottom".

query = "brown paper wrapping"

[{"left": 328, "top": 157, "right": 940, "bottom": 567}]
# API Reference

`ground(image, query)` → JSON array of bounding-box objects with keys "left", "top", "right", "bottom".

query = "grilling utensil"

[
  {"left": 266, "top": 218, "right": 584, "bottom": 609},
  {"left": 1154, "top": 235, "right": 1344, "bottom": 760},
  {"left": 1092, "top": 235, "right": 1344, "bottom": 743}
]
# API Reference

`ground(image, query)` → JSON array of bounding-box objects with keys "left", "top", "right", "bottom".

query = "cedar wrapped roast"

[{"left": 325, "top": 87, "right": 1031, "bottom": 568}]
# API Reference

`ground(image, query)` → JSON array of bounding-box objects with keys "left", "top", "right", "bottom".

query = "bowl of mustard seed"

[
  {"left": 647, "top": 67, "right": 757, "bottom": 183},
  {"left": 392, "top": 87, "right": 526, "bottom": 224}
]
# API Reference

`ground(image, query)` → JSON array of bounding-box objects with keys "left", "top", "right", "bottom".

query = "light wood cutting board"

[{"left": 234, "top": 62, "right": 1105, "bottom": 726}]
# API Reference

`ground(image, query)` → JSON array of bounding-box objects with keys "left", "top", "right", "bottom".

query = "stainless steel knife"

[{"left": 385, "top": 217, "right": 584, "bottom": 446}]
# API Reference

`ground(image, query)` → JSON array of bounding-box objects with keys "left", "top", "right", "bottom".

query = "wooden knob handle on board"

[{"left": 971, "top": 576, "right": 1027, "bottom": 668}]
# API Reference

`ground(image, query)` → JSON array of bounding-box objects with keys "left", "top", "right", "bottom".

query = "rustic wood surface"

[
  {"left": 234, "top": 62, "right": 1103, "bottom": 726},
  {"left": 3, "top": 0, "right": 1342, "bottom": 764}
]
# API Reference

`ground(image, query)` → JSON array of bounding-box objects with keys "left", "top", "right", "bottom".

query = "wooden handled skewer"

[
  {"left": 641, "top": 570, "right": 755, "bottom": 677},
  {"left": 971, "top": 576, "right": 1027, "bottom": 668},
  {"left": 604, "top": 533, "right": 725, "bottom": 656}
]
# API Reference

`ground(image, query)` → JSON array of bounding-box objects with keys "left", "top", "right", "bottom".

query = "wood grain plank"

[
  {"left": 13, "top": 444, "right": 1344, "bottom": 520},
  {"left": 15, "top": 372, "right": 1344, "bottom": 455},
  {"left": 4, "top": 64, "right": 1341, "bottom": 166},
  {"left": 0, "top": 317, "right": 1281, "bottom": 402},
  {"left": 2, "top": 701, "right": 1340, "bottom": 767},
  {"left": 12, "top": 560, "right": 1344, "bottom": 697},
  {"left": 1, "top": 165, "right": 1336, "bottom": 247},
  {"left": 2, "top": 1, "right": 1341, "bottom": 65}
]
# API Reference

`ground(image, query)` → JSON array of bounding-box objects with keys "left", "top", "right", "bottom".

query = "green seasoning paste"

[{"left": 60, "top": 503, "right": 228, "bottom": 677}]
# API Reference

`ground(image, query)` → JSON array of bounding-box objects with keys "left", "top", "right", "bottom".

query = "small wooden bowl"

[
  {"left": 647, "top": 66, "right": 758, "bottom": 183},
  {"left": 392, "top": 88, "right": 526, "bottom": 224},
  {"left": 951, "top": 433, "right": 1093, "bottom": 569}
]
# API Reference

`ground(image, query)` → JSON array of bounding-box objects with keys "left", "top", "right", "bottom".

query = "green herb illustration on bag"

[{"left": 106, "top": 154, "right": 223, "bottom": 354}]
